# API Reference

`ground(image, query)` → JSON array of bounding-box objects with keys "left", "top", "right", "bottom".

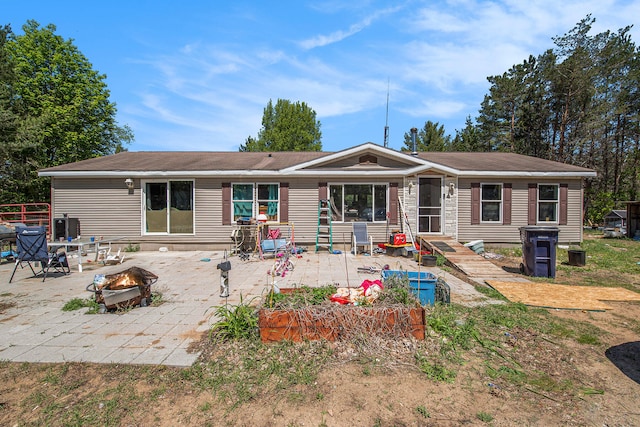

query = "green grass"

[
  {"left": 486, "top": 364, "right": 526, "bottom": 384},
  {"left": 124, "top": 242, "right": 140, "bottom": 252},
  {"left": 427, "top": 303, "right": 477, "bottom": 356},
  {"left": 414, "top": 354, "right": 457, "bottom": 383},
  {"left": 182, "top": 339, "right": 333, "bottom": 409},
  {"left": 416, "top": 405, "right": 430, "bottom": 418},
  {"left": 474, "top": 284, "right": 509, "bottom": 300},
  {"left": 555, "top": 233, "right": 640, "bottom": 286},
  {"left": 477, "top": 411, "right": 494, "bottom": 422},
  {"left": 209, "top": 294, "right": 259, "bottom": 341},
  {"left": 263, "top": 285, "right": 337, "bottom": 309},
  {"left": 62, "top": 297, "right": 101, "bottom": 314}
]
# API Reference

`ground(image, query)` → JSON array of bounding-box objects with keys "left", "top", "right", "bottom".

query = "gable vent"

[{"left": 359, "top": 154, "right": 378, "bottom": 164}]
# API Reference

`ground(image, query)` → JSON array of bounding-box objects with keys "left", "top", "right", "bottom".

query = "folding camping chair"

[
  {"left": 9, "top": 226, "right": 70, "bottom": 283},
  {"left": 352, "top": 222, "right": 373, "bottom": 256}
]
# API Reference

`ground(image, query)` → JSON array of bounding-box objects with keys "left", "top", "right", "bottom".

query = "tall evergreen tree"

[
  {"left": 470, "top": 15, "right": 639, "bottom": 222},
  {"left": 451, "top": 116, "right": 484, "bottom": 151},
  {"left": 401, "top": 121, "right": 451, "bottom": 152}
]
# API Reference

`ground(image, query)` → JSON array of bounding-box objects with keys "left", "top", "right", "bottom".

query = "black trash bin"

[
  {"left": 567, "top": 249, "right": 586, "bottom": 266},
  {"left": 519, "top": 226, "right": 560, "bottom": 278}
]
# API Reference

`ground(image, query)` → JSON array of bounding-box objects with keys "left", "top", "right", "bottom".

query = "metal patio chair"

[{"left": 352, "top": 221, "right": 373, "bottom": 256}]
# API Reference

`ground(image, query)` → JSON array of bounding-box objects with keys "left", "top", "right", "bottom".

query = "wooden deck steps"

[{"left": 417, "top": 236, "right": 517, "bottom": 280}]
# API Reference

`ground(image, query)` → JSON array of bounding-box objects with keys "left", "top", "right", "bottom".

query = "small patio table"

[{"left": 48, "top": 236, "right": 124, "bottom": 272}]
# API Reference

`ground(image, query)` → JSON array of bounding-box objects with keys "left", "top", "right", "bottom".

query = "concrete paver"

[{"left": 1, "top": 247, "right": 489, "bottom": 367}]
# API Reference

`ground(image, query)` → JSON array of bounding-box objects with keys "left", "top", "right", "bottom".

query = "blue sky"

[{"left": 4, "top": 1, "right": 639, "bottom": 152}]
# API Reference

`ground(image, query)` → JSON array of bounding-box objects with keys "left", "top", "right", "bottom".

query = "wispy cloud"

[
  {"left": 117, "top": 0, "right": 640, "bottom": 150},
  {"left": 298, "top": 6, "right": 403, "bottom": 49}
]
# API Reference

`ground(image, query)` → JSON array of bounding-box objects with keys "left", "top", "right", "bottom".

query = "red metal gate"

[{"left": 0, "top": 203, "right": 52, "bottom": 235}]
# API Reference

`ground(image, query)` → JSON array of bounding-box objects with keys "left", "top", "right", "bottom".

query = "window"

[
  {"left": 538, "top": 184, "right": 558, "bottom": 222},
  {"left": 145, "top": 180, "right": 194, "bottom": 234},
  {"left": 232, "top": 183, "right": 279, "bottom": 221},
  {"left": 328, "top": 184, "right": 387, "bottom": 222},
  {"left": 481, "top": 184, "right": 502, "bottom": 222}
]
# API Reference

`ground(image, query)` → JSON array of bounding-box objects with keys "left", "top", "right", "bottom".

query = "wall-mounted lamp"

[
  {"left": 408, "top": 181, "right": 415, "bottom": 194},
  {"left": 448, "top": 182, "right": 455, "bottom": 195},
  {"left": 125, "top": 178, "right": 134, "bottom": 193}
]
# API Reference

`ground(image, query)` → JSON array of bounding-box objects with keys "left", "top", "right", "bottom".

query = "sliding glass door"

[{"left": 144, "top": 181, "right": 194, "bottom": 234}]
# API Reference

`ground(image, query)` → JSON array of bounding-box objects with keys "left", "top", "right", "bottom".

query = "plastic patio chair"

[
  {"left": 104, "top": 247, "right": 125, "bottom": 265},
  {"left": 9, "top": 226, "right": 70, "bottom": 283},
  {"left": 260, "top": 238, "right": 288, "bottom": 258},
  {"left": 352, "top": 222, "right": 373, "bottom": 256}
]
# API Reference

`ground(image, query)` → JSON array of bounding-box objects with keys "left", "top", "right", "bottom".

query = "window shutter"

[
  {"left": 503, "top": 183, "right": 512, "bottom": 225},
  {"left": 471, "top": 182, "right": 480, "bottom": 225},
  {"left": 559, "top": 183, "right": 568, "bottom": 225},
  {"left": 528, "top": 183, "right": 537, "bottom": 225},
  {"left": 222, "top": 182, "right": 231, "bottom": 225},
  {"left": 318, "top": 182, "right": 327, "bottom": 201},
  {"left": 389, "top": 183, "right": 398, "bottom": 225},
  {"left": 280, "top": 182, "right": 289, "bottom": 223}
]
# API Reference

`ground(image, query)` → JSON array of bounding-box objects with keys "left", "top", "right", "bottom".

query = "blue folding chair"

[{"left": 9, "top": 226, "right": 70, "bottom": 283}]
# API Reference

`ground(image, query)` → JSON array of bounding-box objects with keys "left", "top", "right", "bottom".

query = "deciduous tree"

[
  {"left": 1, "top": 20, "right": 132, "bottom": 203},
  {"left": 240, "top": 99, "right": 322, "bottom": 151}
]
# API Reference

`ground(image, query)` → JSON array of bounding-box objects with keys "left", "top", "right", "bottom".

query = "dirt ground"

[
  {"left": 196, "top": 253, "right": 640, "bottom": 427},
  {"left": 1, "top": 246, "right": 640, "bottom": 426}
]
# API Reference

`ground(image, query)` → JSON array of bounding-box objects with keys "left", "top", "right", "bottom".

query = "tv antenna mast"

[{"left": 383, "top": 78, "right": 389, "bottom": 147}]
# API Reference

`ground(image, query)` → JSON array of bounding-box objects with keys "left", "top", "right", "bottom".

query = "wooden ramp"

[{"left": 417, "top": 237, "right": 516, "bottom": 280}]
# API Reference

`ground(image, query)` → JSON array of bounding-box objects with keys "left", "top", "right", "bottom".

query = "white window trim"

[
  {"left": 231, "top": 182, "right": 280, "bottom": 223},
  {"left": 142, "top": 179, "right": 195, "bottom": 235},
  {"left": 537, "top": 183, "right": 559, "bottom": 224},
  {"left": 328, "top": 182, "right": 389, "bottom": 223},
  {"left": 480, "top": 182, "right": 502, "bottom": 223}
]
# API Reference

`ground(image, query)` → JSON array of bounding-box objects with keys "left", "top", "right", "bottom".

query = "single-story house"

[{"left": 38, "top": 142, "right": 597, "bottom": 250}]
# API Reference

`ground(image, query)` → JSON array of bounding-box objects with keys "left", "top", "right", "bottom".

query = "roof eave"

[
  {"left": 457, "top": 171, "right": 597, "bottom": 177},
  {"left": 40, "top": 169, "right": 597, "bottom": 179}
]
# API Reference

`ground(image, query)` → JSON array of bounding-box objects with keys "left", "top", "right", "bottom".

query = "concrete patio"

[{"left": 0, "top": 247, "right": 488, "bottom": 367}]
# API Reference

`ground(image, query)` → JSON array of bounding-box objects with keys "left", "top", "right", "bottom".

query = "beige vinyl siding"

[
  {"left": 457, "top": 178, "right": 583, "bottom": 244},
  {"left": 53, "top": 174, "right": 585, "bottom": 248},
  {"left": 51, "top": 177, "right": 142, "bottom": 238},
  {"left": 193, "top": 178, "right": 220, "bottom": 240},
  {"left": 286, "top": 179, "right": 320, "bottom": 244}
]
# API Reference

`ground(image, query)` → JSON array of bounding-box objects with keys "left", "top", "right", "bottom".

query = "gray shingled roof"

[
  {"left": 419, "top": 152, "right": 593, "bottom": 173},
  {"left": 40, "top": 151, "right": 328, "bottom": 172},
  {"left": 39, "top": 145, "right": 596, "bottom": 175}
]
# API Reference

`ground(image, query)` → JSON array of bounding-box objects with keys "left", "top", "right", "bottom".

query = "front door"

[{"left": 418, "top": 177, "right": 442, "bottom": 233}]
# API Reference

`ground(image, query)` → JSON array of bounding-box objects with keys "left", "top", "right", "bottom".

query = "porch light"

[
  {"left": 448, "top": 182, "right": 455, "bottom": 195},
  {"left": 124, "top": 178, "right": 134, "bottom": 190}
]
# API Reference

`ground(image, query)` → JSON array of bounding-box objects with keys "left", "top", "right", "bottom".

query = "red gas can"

[{"left": 391, "top": 233, "right": 406, "bottom": 245}]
